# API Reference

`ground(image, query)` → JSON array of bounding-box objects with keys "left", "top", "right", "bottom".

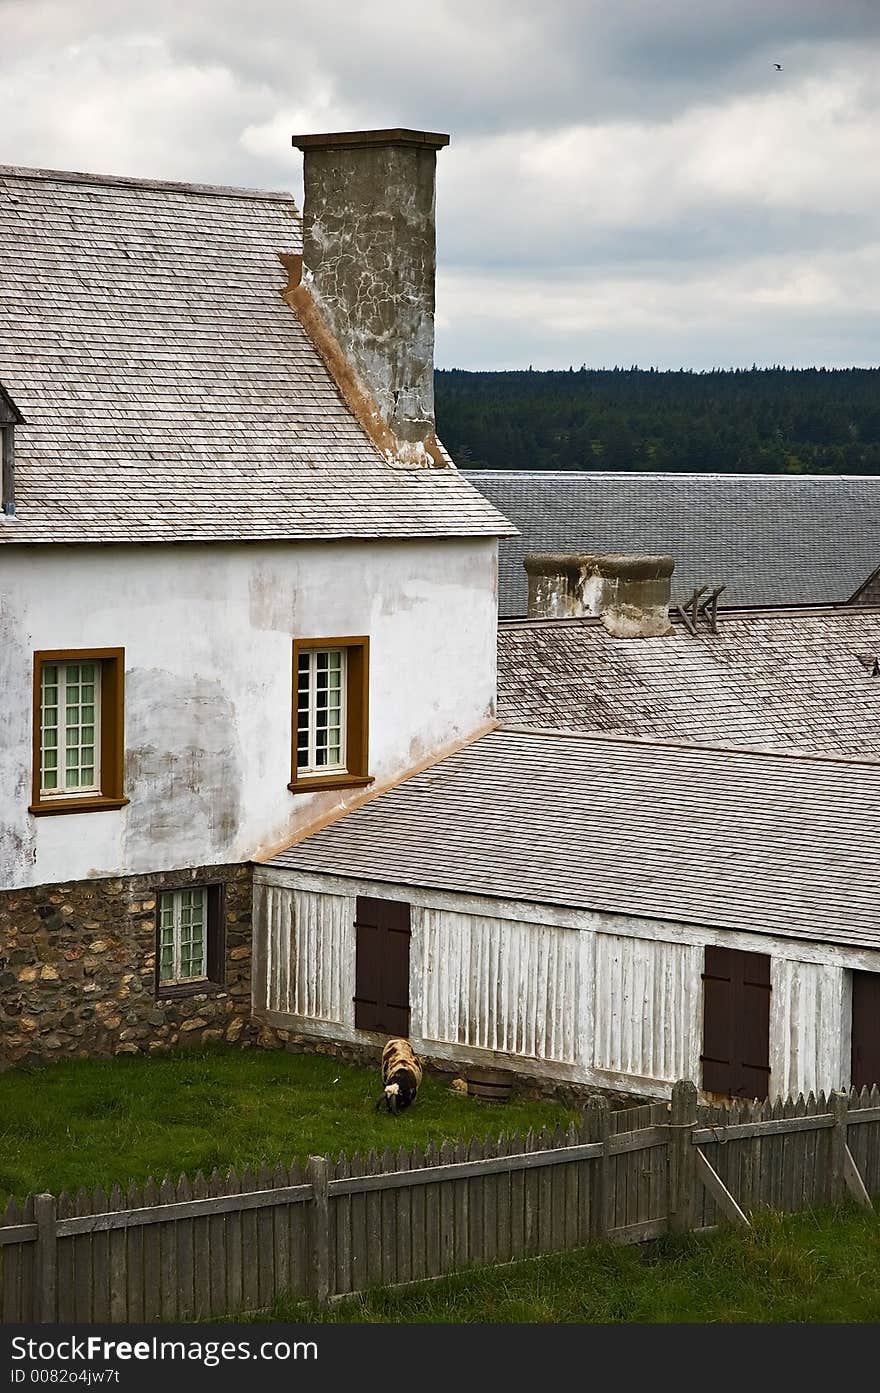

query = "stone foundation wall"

[{"left": 0, "top": 864, "right": 256, "bottom": 1068}]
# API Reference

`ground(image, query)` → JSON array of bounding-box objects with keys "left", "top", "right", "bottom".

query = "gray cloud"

[{"left": 2, "top": 0, "right": 878, "bottom": 367}]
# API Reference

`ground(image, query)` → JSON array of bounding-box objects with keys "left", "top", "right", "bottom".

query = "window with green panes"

[
  {"left": 40, "top": 661, "right": 101, "bottom": 795},
  {"left": 158, "top": 888, "right": 208, "bottom": 984}
]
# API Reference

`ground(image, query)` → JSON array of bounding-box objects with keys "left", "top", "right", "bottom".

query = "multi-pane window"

[
  {"left": 39, "top": 661, "right": 101, "bottom": 796},
  {"left": 289, "top": 636, "right": 369, "bottom": 791},
  {"left": 158, "top": 888, "right": 208, "bottom": 985},
  {"left": 32, "top": 649, "right": 125, "bottom": 815},
  {"left": 296, "top": 647, "right": 347, "bottom": 775}
]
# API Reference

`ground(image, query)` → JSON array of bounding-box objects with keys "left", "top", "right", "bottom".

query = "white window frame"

[
  {"left": 296, "top": 647, "right": 348, "bottom": 776},
  {"left": 39, "top": 661, "right": 102, "bottom": 798},
  {"left": 157, "top": 888, "right": 208, "bottom": 986}
]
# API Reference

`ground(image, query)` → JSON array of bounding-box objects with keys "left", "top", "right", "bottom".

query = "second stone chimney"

[
  {"left": 525, "top": 552, "right": 674, "bottom": 637},
  {"left": 291, "top": 128, "right": 449, "bottom": 466}
]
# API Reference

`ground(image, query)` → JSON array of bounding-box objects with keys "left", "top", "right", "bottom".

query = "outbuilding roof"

[
  {"left": 498, "top": 608, "right": 880, "bottom": 758},
  {"left": 463, "top": 469, "right": 880, "bottom": 615},
  {"left": 264, "top": 727, "right": 880, "bottom": 951},
  {"left": 0, "top": 166, "right": 512, "bottom": 545}
]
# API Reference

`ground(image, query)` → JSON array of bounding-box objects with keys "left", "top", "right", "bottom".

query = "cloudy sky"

[{"left": 3, "top": 0, "right": 879, "bottom": 369}]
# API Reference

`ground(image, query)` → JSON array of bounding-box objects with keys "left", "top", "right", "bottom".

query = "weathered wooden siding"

[
  {"left": 592, "top": 933, "right": 701, "bottom": 1084},
  {"left": 264, "top": 884, "right": 354, "bottom": 1025},
  {"left": 253, "top": 875, "right": 873, "bottom": 1099},
  {"left": 417, "top": 908, "right": 588, "bottom": 1064},
  {"left": 770, "top": 958, "right": 847, "bottom": 1099}
]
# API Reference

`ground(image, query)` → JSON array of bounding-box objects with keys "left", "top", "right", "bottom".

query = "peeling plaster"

[
  {"left": 297, "top": 141, "right": 444, "bottom": 458},
  {"left": 1, "top": 538, "right": 498, "bottom": 889},
  {"left": 125, "top": 668, "right": 242, "bottom": 865},
  {"left": 0, "top": 591, "right": 36, "bottom": 874},
  {"left": 248, "top": 564, "right": 298, "bottom": 633}
]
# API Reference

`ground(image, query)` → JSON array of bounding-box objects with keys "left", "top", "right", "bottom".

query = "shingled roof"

[
  {"left": 463, "top": 469, "right": 880, "bottom": 615},
  {"left": 263, "top": 727, "right": 880, "bottom": 951},
  {"left": 498, "top": 608, "right": 880, "bottom": 758},
  {"left": 0, "top": 166, "right": 513, "bottom": 545}
]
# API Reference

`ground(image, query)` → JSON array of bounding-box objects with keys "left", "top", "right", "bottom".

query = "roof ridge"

[
  {"left": 0, "top": 164, "right": 295, "bottom": 202},
  {"left": 498, "top": 603, "right": 880, "bottom": 628},
  {"left": 494, "top": 723, "right": 880, "bottom": 770},
  {"left": 462, "top": 469, "right": 880, "bottom": 483}
]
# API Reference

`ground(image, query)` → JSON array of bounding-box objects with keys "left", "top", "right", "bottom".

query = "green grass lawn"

[
  {"left": 254, "top": 1208, "right": 880, "bottom": 1323},
  {"left": 0, "top": 1046, "right": 578, "bottom": 1202}
]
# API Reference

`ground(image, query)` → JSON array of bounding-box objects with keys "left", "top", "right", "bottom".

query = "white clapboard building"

[{"left": 254, "top": 726, "right": 880, "bottom": 1103}]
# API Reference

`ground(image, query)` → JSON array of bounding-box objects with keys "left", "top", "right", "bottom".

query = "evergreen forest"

[{"left": 434, "top": 367, "right": 880, "bottom": 475}]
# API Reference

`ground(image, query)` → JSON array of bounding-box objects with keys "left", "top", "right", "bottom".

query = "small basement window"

[
  {"left": 31, "top": 649, "right": 127, "bottom": 816},
  {"left": 289, "top": 636, "right": 371, "bottom": 792},
  {"left": 155, "top": 884, "right": 225, "bottom": 995}
]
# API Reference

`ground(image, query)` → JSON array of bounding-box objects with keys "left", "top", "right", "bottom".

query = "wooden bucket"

[{"left": 465, "top": 1068, "right": 513, "bottom": 1102}]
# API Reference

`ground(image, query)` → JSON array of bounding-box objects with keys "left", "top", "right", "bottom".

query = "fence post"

[
  {"left": 307, "top": 1155, "right": 331, "bottom": 1307},
  {"left": 830, "top": 1089, "right": 848, "bottom": 1204},
  {"left": 34, "top": 1193, "right": 57, "bottom": 1323},
  {"left": 586, "top": 1095, "right": 611, "bottom": 1240},
  {"left": 667, "top": 1080, "right": 698, "bottom": 1233}
]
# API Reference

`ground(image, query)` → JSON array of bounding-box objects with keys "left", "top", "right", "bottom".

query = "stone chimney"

[
  {"left": 290, "top": 128, "right": 449, "bottom": 466},
  {"left": 524, "top": 552, "right": 674, "bottom": 637}
]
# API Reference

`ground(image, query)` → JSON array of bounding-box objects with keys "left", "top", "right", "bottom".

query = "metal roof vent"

[{"left": 676, "top": 585, "right": 726, "bottom": 636}]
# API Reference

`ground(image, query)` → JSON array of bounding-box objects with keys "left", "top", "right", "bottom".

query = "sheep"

[{"left": 376, "top": 1037, "right": 423, "bottom": 1115}]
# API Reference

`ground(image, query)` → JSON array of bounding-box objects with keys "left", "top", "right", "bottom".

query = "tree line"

[{"left": 434, "top": 367, "right": 880, "bottom": 475}]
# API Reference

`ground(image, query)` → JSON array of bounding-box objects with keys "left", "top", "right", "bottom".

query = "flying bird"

[{"left": 774, "top": 63, "right": 783, "bottom": 70}]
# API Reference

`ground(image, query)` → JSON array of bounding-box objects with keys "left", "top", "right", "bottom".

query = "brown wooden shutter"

[
  {"left": 206, "top": 883, "right": 226, "bottom": 986},
  {"left": 851, "top": 972, "right": 880, "bottom": 1089},
  {"left": 701, "top": 945, "right": 771, "bottom": 1098},
  {"left": 353, "top": 896, "right": 411, "bottom": 1035}
]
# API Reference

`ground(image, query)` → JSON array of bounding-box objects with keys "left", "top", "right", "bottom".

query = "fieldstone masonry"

[{"left": 0, "top": 863, "right": 257, "bottom": 1068}]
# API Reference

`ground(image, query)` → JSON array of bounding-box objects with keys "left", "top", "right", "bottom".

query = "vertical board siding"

[
  {"left": 593, "top": 934, "right": 701, "bottom": 1083},
  {"left": 770, "top": 959, "right": 846, "bottom": 1100},
  {"left": 264, "top": 886, "right": 353, "bottom": 1025},
  {"left": 418, "top": 909, "right": 587, "bottom": 1064}
]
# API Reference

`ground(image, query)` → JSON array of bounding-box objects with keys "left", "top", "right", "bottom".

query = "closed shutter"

[
  {"left": 851, "top": 972, "right": 880, "bottom": 1089},
  {"left": 701, "top": 945, "right": 771, "bottom": 1098},
  {"left": 205, "top": 884, "right": 226, "bottom": 986},
  {"left": 353, "top": 896, "right": 411, "bottom": 1035}
]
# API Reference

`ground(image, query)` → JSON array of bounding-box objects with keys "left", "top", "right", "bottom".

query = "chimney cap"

[
  {"left": 291, "top": 128, "right": 450, "bottom": 152},
  {"left": 524, "top": 552, "right": 674, "bottom": 582}
]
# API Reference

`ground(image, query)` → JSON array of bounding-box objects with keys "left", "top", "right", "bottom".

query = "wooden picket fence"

[{"left": 3, "top": 1080, "right": 880, "bottom": 1323}]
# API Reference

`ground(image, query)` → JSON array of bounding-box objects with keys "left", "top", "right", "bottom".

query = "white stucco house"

[{"left": 0, "top": 130, "right": 514, "bottom": 1066}]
